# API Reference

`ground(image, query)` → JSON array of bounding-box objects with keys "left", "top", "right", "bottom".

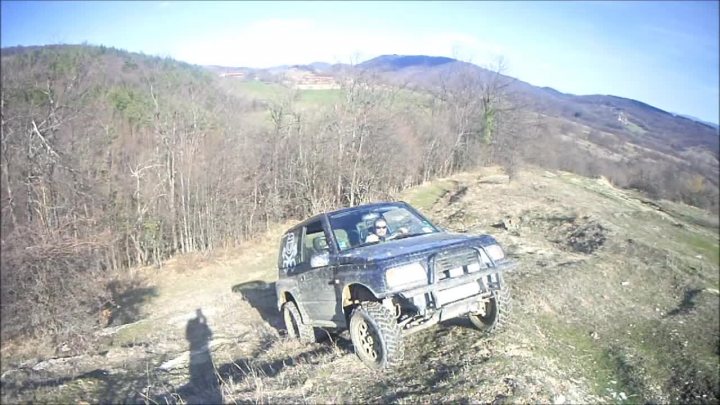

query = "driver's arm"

[
  {"left": 385, "top": 227, "right": 408, "bottom": 240},
  {"left": 365, "top": 233, "right": 380, "bottom": 243}
]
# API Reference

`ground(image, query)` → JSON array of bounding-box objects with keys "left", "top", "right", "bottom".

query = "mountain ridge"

[
  {"left": 221, "top": 53, "right": 718, "bottom": 130},
  {"left": 350, "top": 54, "right": 719, "bottom": 153}
]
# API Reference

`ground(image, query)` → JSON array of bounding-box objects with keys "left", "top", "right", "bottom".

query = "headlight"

[
  {"left": 484, "top": 244, "right": 505, "bottom": 262},
  {"left": 385, "top": 262, "right": 427, "bottom": 288}
]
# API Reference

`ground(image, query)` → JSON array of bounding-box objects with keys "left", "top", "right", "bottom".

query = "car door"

[{"left": 295, "top": 219, "right": 340, "bottom": 325}]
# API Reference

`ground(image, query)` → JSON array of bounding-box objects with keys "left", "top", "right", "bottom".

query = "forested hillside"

[{"left": 0, "top": 45, "right": 717, "bottom": 353}]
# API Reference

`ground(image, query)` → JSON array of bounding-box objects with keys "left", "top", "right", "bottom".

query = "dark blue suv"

[{"left": 275, "top": 201, "right": 514, "bottom": 369}]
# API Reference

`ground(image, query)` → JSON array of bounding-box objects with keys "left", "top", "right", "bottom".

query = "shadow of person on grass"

[{"left": 178, "top": 308, "right": 222, "bottom": 404}]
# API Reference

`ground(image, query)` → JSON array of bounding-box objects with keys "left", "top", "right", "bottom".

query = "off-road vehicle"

[{"left": 275, "top": 201, "right": 515, "bottom": 369}]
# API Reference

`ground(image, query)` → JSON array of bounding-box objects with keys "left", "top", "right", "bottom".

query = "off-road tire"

[
  {"left": 282, "top": 301, "right": 316, "bottom": 344},
  {"left": 469, "top": 286, "right": 512, "bottom": 334},
  {"left": 349, "top": 301, "right": 404, "bottom": 369}
]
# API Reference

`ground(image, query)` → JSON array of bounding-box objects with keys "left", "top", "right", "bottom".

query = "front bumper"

[
  {"left": 396, "top": 260, "right": 516, "bottom": 298},
  {"left": 401, "top": 291, "right": 489, "bottom": 335},
  {"left": 391, "top": 260, "right": 516, "bottom": 334}
]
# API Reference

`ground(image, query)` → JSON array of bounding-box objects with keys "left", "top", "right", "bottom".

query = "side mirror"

[{"left": 310, "top": 252, "right": 330, "bottom": 268}]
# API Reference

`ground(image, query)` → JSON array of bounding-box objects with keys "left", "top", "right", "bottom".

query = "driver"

[{"left": 366, "top": 218, "right": 390, "bottom": 243}]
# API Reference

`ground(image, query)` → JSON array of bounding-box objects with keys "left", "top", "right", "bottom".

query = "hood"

[{"left": 336, "top": 232, "right": 497, "bottom": 265}]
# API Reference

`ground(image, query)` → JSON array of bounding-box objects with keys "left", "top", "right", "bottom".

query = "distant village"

[{"left": 219, "top": 66, "right": 339, "bottom": 90}]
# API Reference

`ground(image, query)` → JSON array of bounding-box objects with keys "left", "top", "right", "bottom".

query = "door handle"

[{"left": 328, "top": 279, "right": 339, "bottom": 286}]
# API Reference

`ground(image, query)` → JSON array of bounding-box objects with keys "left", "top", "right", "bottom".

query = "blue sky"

[{"left": 2, "top": 1, "right": 718, "bottom": 124}]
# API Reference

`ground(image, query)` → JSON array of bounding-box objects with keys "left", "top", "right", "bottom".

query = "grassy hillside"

[
  {"left": 1, "top": 45, "right": 717, "bottom": 403},
  {"left": 2, "top": 167, "right": 716, "bottom": 403}
]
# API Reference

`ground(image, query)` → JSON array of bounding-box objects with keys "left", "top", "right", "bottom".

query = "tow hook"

[{"left": 382, "top": 298, "right": 401, "bottom": 318}]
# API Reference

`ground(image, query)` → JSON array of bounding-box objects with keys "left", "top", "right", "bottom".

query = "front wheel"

[
  {"left": 282, "top": 301, "right": 316, "bottom": 344},
  {"left": 469, "top": 286, "right": 512, "bottom": 334},
  {"left": 349, "top": 301, "right": 404, "bottom": 369}
]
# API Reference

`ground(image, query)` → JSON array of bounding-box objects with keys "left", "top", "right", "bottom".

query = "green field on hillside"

[
  {"left": 225, "top": 79, "right": 434, "bottom": 111},
  {"left": 298, "top": 88, "right": 344, "bottom": 105},
  {"left": 225, "top": 80, "right": 287, "bottom": 100}
]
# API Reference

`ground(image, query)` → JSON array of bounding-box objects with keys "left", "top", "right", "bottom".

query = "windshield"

[{"left": 328, "top": 203, "right": 439, "bottom": 251}]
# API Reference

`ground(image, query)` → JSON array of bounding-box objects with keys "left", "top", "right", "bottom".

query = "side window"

[
  {"left": 334, "top": 229, "right": 350, "bottom": 251},
  {"left": 278, "top": 228, "right": 301, "bottom": 274},
  {"left": 299, "top": 220, "right": 327, "bottom": 267}
]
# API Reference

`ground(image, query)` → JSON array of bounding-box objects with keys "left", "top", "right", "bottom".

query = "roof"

[
  {"left": 324, "top": 201, "right": 405, "bottom": 217},
  {"left": 282, "top": 201, "right": 408, "bottom": 234}
]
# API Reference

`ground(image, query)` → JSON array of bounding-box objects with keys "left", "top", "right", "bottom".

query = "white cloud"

[{"left": 171, "top": 18, "right": 508, "bottom": 68}]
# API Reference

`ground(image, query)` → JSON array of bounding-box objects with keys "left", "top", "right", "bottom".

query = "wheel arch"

[
  {"left": 342, "top": 283, "right": 380, "bottom": 316},
  {"left": 277, "top": 290, "right": 312, "bottom": 325}
]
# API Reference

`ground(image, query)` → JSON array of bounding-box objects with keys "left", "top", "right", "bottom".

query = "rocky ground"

[{"left": 1, "top": 167, "right": 718, "bottom": 404}]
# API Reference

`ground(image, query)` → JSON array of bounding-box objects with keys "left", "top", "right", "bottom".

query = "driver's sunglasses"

[{"left": 376, "top": 225, "right": 387, "bottom": 229}]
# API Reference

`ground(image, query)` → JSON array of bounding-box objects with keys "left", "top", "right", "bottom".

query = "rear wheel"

[
  {"left": 469, "top": 286, "right": 512, "bottom": 334},
  {"left": 349, "top": 301, "right": 404, "bottom": 369},
  {"left": 282, "top": 301, "right": 316, "bottom": 344}
]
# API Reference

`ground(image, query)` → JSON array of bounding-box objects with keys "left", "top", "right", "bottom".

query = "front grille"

[{"left": 433, "top": 248, "right": 483, "bottom": 281}]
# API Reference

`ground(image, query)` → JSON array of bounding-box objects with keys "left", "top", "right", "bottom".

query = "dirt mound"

[
  {"left": 563, "top": 221, "right": 607, "bottom": 254},
  {"left": 541, "top": 215, "right": 607, "bottom": 254},
  {"left": 510, "top": 211, "right": 608, "bottom": 255}
]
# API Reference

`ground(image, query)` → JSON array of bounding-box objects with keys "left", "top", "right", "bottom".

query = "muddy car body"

[{"left": 275, "top": 201, "right": 515, "bottom": 368}]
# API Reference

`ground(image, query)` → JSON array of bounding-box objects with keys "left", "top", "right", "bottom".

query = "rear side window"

[
  {"left": 278, "top": 228, "right": 302, "bottom": 274},
  {"left": 299, "top": 220, "right": 326, "bottom": 267}
]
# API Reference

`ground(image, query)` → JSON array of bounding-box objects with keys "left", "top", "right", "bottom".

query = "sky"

[{"left": 2, "top": 1, "right": 719, "bottom": 125}]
